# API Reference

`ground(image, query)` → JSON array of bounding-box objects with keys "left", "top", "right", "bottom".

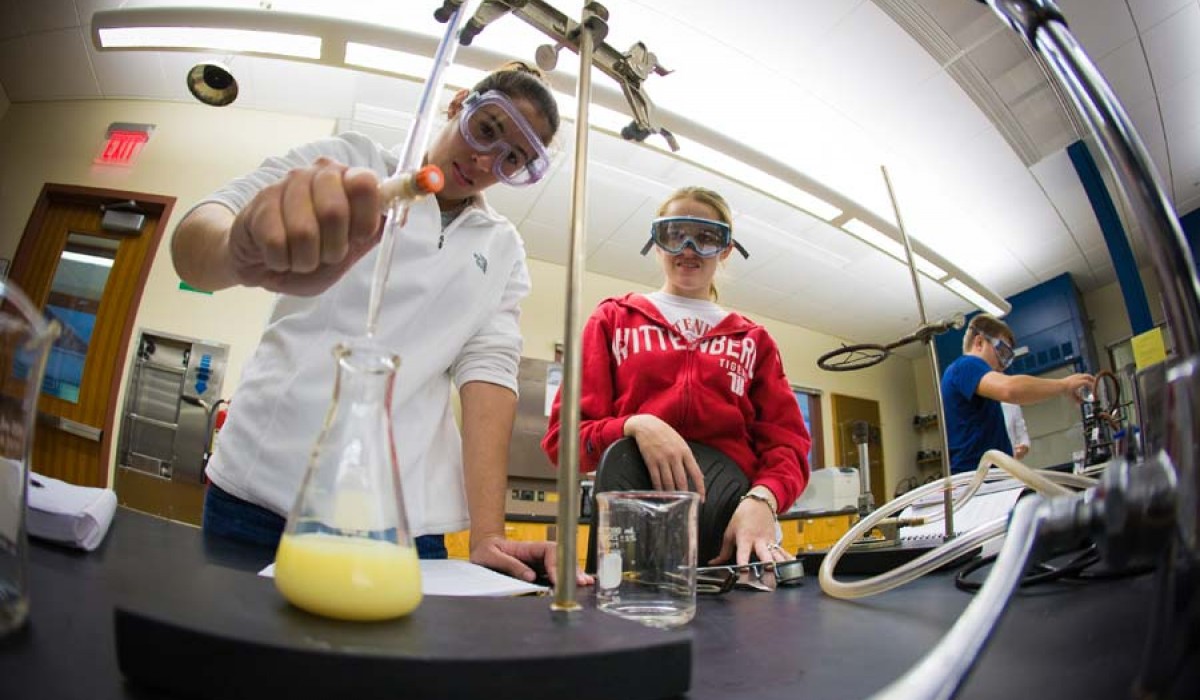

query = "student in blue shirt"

[{"left": 941, "top": 314, "right": 1093, "bottom": 473}]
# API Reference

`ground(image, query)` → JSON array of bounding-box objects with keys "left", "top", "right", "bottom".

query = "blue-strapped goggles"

[
  {"left": 459, "top": 90, "right": 552, "bottom": 186},
  {"left": 639, "top": 216, "right": 749, "bottom": 259},
  {"left": 983, "top": 334, "right": 1015, "bottom": 370}
]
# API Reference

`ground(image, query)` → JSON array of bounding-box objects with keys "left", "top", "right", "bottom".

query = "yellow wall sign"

[{"left": 1131, "top": 328, "right": 1167, "bottom": 370}]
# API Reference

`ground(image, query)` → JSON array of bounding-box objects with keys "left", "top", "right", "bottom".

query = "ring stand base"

[{"left": 115, "top": 575, "right": 691, "bottom": 700}]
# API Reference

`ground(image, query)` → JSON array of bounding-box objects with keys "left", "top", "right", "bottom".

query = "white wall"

[
  {"left": 0, "top": 99, "right": 336, "bottom": 483},
  {"left": 1083, "top": 265, "right": 1166, "bottom": 370}
]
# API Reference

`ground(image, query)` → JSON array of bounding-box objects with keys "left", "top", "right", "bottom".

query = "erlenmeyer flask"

[
  {"left": 274, "top": 340, "right": 421, "bottom": 621},
  {"left": 0, "top": 280, "right": 59, "bottom": 636}
]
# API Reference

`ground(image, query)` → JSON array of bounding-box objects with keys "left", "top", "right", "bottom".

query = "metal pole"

[
  {"left": 551, "top": 2, "right": 606, "bottom": 615},
  {"left": 881, "top": 165, "right": 955, "bottom": 540}
]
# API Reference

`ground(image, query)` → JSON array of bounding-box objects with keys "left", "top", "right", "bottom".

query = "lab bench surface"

[{"left": 0, "top": 508, "right": 1158, "bottom": 700}]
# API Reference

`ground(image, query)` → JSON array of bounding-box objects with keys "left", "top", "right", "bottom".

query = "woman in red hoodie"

[{"left": 542, "top": 186, "right": 811, "bottom": 568}]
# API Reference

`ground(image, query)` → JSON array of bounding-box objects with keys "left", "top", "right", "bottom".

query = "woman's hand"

[
  {"left": 228, "top": 157, "right": 384, "bottom": 296},
  {"left": 623, "top": 414, "right": 706, "bottom": 501},
  {"left": 469, "top": 535, "right": 593, "bottom": 587},
  {"left": 710, "top": 492, "right": 793, "bottom": 568}
]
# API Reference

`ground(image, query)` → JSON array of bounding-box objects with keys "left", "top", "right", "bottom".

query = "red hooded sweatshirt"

[{"left": 542, "top": 293, "right": 811, "bottom": 511}]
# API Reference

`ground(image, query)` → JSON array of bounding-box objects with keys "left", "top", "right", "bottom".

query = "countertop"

[{"left": 0, "top": 508, "right": 1163, "bottom": 700}]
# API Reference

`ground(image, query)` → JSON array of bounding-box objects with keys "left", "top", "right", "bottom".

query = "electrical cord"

[
  {"left": 955, "top": 544, "right": 1101, "bottom": 592},
  {"left": 955, "top": 540, "right": 1155, "bottom": 592}
]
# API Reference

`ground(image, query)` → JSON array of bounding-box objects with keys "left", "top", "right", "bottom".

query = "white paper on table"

[
  {"left": 259, "top": 558, "right": 549, "bottom": 597},
  {"left": 26, "top": 470, "right": 118, "bottom": 551}
]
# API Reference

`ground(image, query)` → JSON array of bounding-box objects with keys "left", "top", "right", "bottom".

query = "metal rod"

[
  {"left": 551, "top": 3, "right": 603, "bottom": 615},
  {"left": 881, "top": 165, "right": 955, "bottom": 540}
]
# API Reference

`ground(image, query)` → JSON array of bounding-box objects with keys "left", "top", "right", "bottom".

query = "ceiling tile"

[
  {"left": 1127, "top": 0, "right": 1193, "bottom": 30},
  {"left": 247, "top": 58, "right": 357, "bottom": 119},
  {"left": 1095, "top": 37, "right": 1156, "bottom": 107},
  {"left": 486, "top": 176, "right": 548, "bottom": 226},
  {"left": 586, "top": 239, "right": 661, "bottom": 288},
  {"left": 0, "top": 0, "right": 25, "bottom": 41},
  {"left": 17, "top": 0, "right": 76, "bottom": 33},
  {"left": 87, "top": 40, "right": 169, "bottom": 99},
  {"left": 1159, "top": 72, "right": 1200, "bottom": 137},
  {"left": 76, "top": 0, "right": 126, "bottom": 26},
  {"left": 349, "top": 72, "right": 427, "bottom": 114},
  {"left": 1030, "top": 149, "right": 1101, "bottom": 239},
  {"left": 520, "top": 218, "right": 568, "bottom": 266},
  {"left": 1056, "top": 0, "right": 1139, "bottom": 60},
  {"left": 1141, "top": 2, "right": 1200, "bottom": 92},
  {"left": 0, "top": 29, "right": 98, "bottom": 100}
]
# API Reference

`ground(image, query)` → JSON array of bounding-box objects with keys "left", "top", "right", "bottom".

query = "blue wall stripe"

[{"left": 1066, "top": 140, "right": 1154, "bottom": 334}]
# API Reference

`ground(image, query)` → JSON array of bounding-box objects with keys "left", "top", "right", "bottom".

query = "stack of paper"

[
  {"left": 900, "top": 484, "right": 1024, "bottom": 543},
  {"left": 27, "top": 472, "right": 118, "bottom": 551}
]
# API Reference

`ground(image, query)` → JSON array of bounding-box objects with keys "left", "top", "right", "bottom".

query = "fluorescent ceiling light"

[
  {"left": 62, "top": 251, "right": 115, "bottom": 268},
  {"left": 946, "top": 278, "right": 1008, "bottom": 317},
  {"left": 345, "top": 42, "right": 431, "bottom": 78},
  {"left": 97, "top": 26, "right": 321, "bottom": 59},
  {"left": 844, "top": 218, "right": 905, "bottom": 259},
  {"left": 913, "top": 256, "right": 947, "bottom": 280},
  {"left": 658, "top": 136, "right": 843, "bottom": 221}
]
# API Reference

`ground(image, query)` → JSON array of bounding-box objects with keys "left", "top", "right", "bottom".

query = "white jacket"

[{"left": 196, "top": 133, "right": 530, "bottom": 537}]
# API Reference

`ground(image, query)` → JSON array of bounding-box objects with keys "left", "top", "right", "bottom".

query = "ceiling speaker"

[{"left": 186, "top": 62, "right": 238, "bottom": 107}]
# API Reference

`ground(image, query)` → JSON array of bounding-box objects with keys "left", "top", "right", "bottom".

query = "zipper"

[{"left": 681, "top": 339, "right": 695, "bottom": 429}]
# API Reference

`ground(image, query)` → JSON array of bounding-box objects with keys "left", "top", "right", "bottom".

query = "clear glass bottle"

[
  {"left": 0, "top": 280, "right": 59, "bottom": 637},
  {"left": 273, "top": 340, "right": 421, "bottom": 621}
]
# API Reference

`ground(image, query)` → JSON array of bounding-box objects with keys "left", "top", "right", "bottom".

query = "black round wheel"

[{"left": 816, "top": 343, "right": 889, "bottom": 372}]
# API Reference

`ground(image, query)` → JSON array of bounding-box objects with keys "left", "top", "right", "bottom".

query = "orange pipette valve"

[{"left": 378, "top": 164, "right": 445, "bottom": 204}]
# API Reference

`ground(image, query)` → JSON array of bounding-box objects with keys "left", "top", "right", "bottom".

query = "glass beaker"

[
  {"left": 595, "top": 490, "right": 698, "bottom": 629},
  {"left": 0, "top": 280, "right": 59, "bottom": 636},
  {"left": 273, "top": 340, "right": 421, "bottom": 621}
]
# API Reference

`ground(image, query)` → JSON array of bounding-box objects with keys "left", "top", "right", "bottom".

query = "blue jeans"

[{"left": 203, "top": 484, "right": 447, "bottom": 559}]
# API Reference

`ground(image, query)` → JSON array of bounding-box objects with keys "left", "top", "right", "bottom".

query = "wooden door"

[
  {"left": 7, "top": 184, "right": 173, "bottom": 487},
  {"left": 831, "top": 393, "right": 886, "bottom": 507}
]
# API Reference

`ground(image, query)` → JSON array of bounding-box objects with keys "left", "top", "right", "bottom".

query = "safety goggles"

[
  {"left": 458, "top": 90, "right": 552, "bottom": 186},
  {"left": 983, "top": 334, "right": 1015, "bottom": 370},
  {"left": 639, "top": 216, "right": 749, "bottom": 259}
]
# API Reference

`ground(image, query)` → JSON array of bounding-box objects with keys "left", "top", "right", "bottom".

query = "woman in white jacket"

[{"left": 172, "top": 63, "right": 589, "bottom": 586}]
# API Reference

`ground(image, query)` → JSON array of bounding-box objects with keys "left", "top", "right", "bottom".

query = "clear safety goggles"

[
  {"left": 639, "top": 216, "right": 749, "bottom": 259},
  {"left": 983, "top": 334, "right": 1015, "bottom": 370},
  {"left": 458, "top": 90, "right": 552, "bottom": 186}
]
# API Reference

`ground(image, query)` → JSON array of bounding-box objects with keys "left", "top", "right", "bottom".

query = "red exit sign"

[{"left": 95, "top": 123, "right": 154, "bottom": 166}]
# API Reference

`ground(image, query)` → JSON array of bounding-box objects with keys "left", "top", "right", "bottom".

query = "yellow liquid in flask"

[{"left": 274, "top": 532, "right": 423, "bottom": 621}]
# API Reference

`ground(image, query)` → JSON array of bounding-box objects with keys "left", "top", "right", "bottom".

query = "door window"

[{"left": 40, "top": 233, "right": 118, "bottom": 403}]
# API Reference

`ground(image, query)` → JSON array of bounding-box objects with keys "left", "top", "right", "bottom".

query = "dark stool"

[{"left": 585, "top": 437, "right": 749, "bottom": 573}]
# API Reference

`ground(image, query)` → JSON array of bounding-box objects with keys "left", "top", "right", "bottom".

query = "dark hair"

[{"left": 471, "top": 61, "right": 560, "bottom": 142}]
